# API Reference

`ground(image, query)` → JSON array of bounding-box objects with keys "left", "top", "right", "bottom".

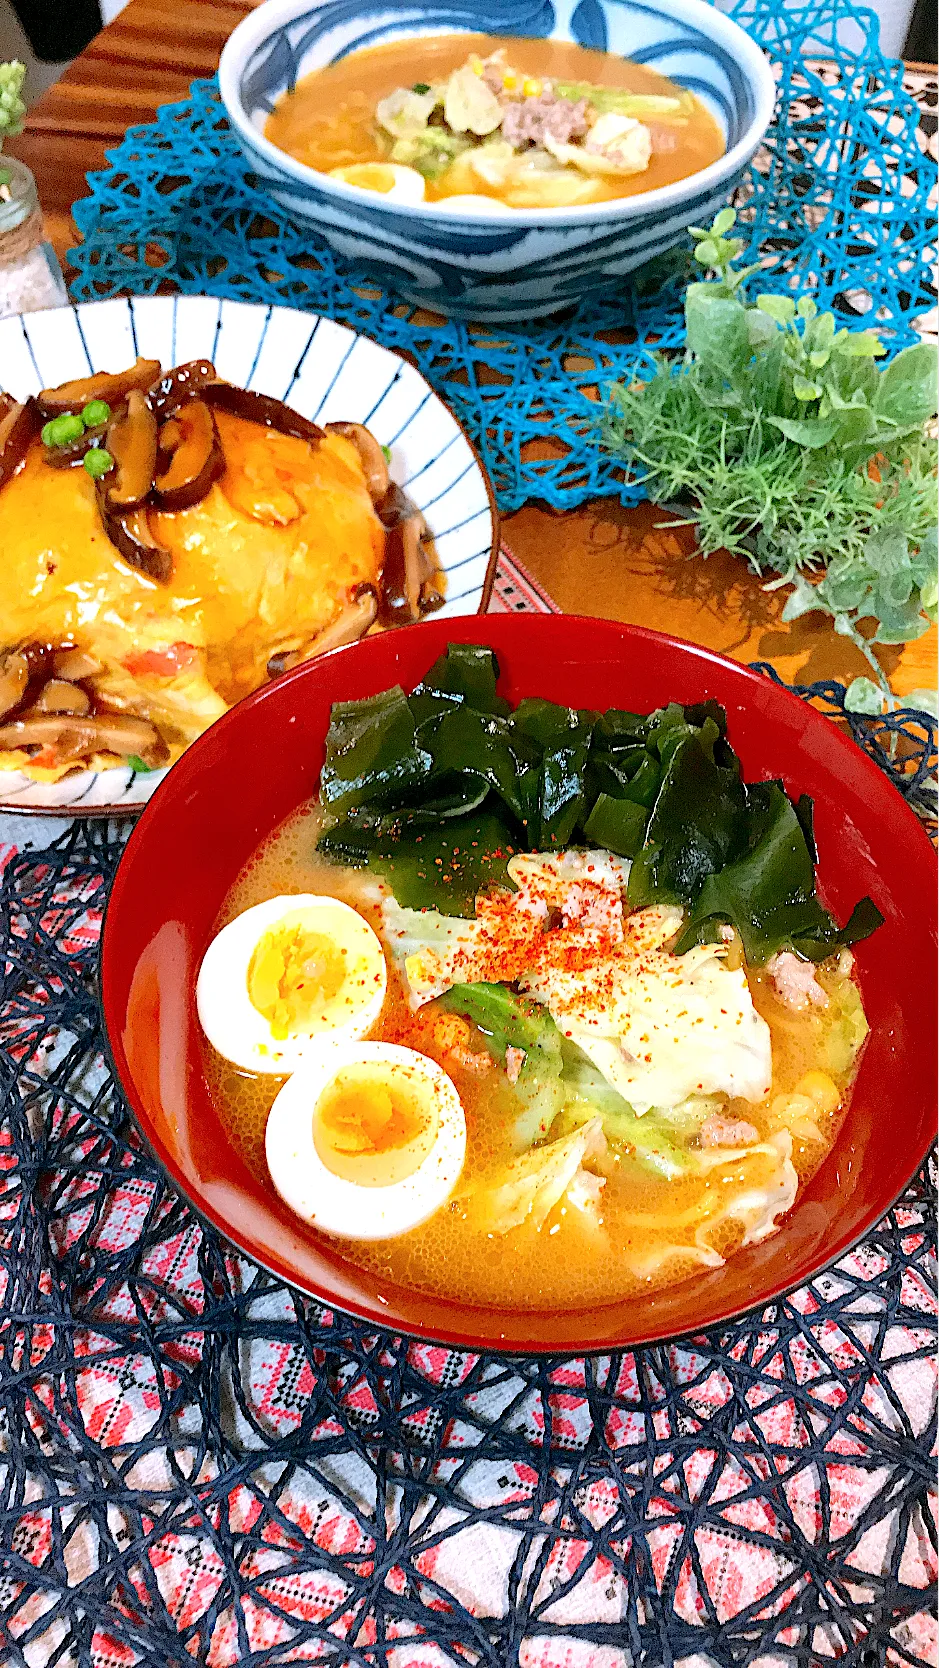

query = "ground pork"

[
  {"left": 646, "top": 122, "right": 679, "bottom": 154},
  {"left": 767, "top": 950, "right": 829, "bottom": 1011},
  {"left": 500, "top": 92, "right": 590, "bottom": 148},
  {"left": 505, "top": 1045, "right": 526, "bottom": 1085},
  {"left": 699, "top": 1114, "right": 760, "bottom": 1148}
]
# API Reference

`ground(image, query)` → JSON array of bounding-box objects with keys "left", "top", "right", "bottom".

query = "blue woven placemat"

[
  {"left": 0, "top": 676, "right": 936, "bottom": 1667},
  {"left": 68, "top": 1, "right": 935, "bottom": 512}
]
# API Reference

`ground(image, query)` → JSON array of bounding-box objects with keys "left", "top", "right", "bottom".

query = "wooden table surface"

[{"left": 9, "top": 0, "right": 936, "bottom": 699}]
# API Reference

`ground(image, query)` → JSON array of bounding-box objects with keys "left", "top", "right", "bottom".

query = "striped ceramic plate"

[{"left": 0, "top": 295, "right": 498, "bottom": 815}]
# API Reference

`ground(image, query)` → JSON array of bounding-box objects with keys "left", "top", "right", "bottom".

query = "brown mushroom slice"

[
  {"left": 97, "top": 489, "right": 173, "bottom": 583},
  {"left": 419, "top": 576, "right": 446, "bottom": 615},
  {"left": 153, "top": 400, "right": 225, "bottom": 511},
  {"left": 38, "top": 357, "right": 161, "bottom": 416},
  {"left": 418, "top": 538, "right": 441, "bottom": 585},
  {"left": 373, "top": 482, "right": 445, "bottom": 616},
  {"left": 375, "top": 480, "right": 414, "bottom": 529},
  {"left": 30, "top": 680, "right": 91, "bottom": 716},
  {"left": 52, "top": 647, "right": 104, "bottom": 681},
  {"left": 42, "top": 423, "right": 109, "bottom": 468},
  {"left": 0, "top": 712, "right": 167, "bottom": 770},
  {"left": 146, "top": 359, "right": 219, "bottom": 419},
  {"left": 89, "top": 713, "right": 169, "bottom": 768},
  {"left": 0, "top": 650, "right": 29, "bottom": 719},
  {"left": 326, "top": 421, "right": 389, "bottom": 505},
  {"left": 378, "top": 511, "right": 428, "bottom": 627},
  {"left": 105, "top": 389, "right": 160, "bottom": 511},
  {"left": 157, "top": 416, "right": 182, "bottom": 460},
  {"left": 266, "top": 588, "right": 379, "bottom": 678},
  {"left": 0, "top": 396, "right": 41, "bottom": 490},
  {"left": 412, "top": 524, "right": 446, "bottom": 612},
  {"left": 202, "top": 383, "right": 324, "bottom": 445},
  {"left": 19, "top": 641, "right": 55, "bottom": 681},
  {"left": 0, "top": 715, "right": 99, "bottom": 767}
]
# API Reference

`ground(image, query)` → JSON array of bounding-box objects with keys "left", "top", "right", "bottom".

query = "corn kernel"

[
  {"left": 502, "top": 69, "right": 518, "bottom": 90},
  {"left": 794, "top": 1070, "right": 841, "bottom": 1118},
  {"left": 469, "top": 54, "right": 484, "bottom": 75},
  {"left": 523, "top": 77, "right": 542, "bottom": 97}
]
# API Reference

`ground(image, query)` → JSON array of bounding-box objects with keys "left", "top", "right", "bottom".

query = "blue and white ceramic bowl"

[
  {"left": 219, "top": 0, "right": 776, "bottom": 323},
  {"left": 0, "top": 294, "right": 497, "bottom": 818}
]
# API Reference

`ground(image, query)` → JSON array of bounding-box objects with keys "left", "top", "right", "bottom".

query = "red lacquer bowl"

[{"left": 100, "top": 615, "right": 938, "bottom": 1353}]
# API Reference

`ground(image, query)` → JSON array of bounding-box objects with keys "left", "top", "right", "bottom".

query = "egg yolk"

[
  {"left": 247, "top": 923, "right": 347, "bottom": 1040},
  {"left": 314, "top": 1065, "right": 438, "bottom": 1187},
  {"left": 335, "top": 163, "right": 398, "bottom": 193}
]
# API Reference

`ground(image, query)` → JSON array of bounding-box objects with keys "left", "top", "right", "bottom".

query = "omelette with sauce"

[{"left": 0, "top": 360, "right": 442, "bottom": 782}]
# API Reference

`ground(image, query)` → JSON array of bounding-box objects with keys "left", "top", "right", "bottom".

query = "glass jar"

[{"left": 0, "top": 156, "right": 68, "bottom": 320}]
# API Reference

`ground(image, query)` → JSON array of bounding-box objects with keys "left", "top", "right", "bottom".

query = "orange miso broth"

[
  {"left": 202, "top": 803, "right": 869, "bottom": 1313},
  {"left": 264, "top": 34, "right": 725, "bottom": 209}
]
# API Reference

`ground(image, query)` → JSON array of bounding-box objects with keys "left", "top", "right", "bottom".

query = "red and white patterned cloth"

[{"left": 487, "top": 547, "right": 561, "bottom": 616}]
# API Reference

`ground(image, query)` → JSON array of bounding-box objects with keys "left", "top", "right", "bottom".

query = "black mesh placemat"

[{"left": 1, "top": 682, "right": 936, "bottom": 1668}]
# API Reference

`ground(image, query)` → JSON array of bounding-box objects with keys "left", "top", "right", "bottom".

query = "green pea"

[
  {"left": 81, "top": 398, "right": 111, "bottom": 427},
  {"left": 45, "top": 412, "right": 86, "bottom": 447},
  {"left": 83, "top": 447, "right": 115, "bottom": 479}
]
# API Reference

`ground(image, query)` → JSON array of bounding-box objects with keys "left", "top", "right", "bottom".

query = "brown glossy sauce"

[{"left": 265, "top": 34, "right": 725, "bottom": 205}]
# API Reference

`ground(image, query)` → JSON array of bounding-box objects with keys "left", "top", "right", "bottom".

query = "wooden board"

[{"left": 506, "top": 502, "right": 937, "bottom": 700}]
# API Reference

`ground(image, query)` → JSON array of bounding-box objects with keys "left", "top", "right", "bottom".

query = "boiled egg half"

[
  {"left": 196, "top": 893, "right": 387, "bottom": 1073},
  {"left": 329, "top": 162, "right": 426, "bottom": 203},
  {"left": 265, "top": 1041, "right": 466, "bottom": 1238},
  {"left": 434, "top": 194, "right": 513, "bottom": 216}
]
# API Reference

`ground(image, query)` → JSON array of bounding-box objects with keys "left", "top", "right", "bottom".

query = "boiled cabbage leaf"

[
  {"left": 553, "top": 80, "right": 696, "bottom": 123},
  {"left": 375, "top": 85, "right": 439, "bottom": 139},
  {"left": 621, "top": 1131, "right": 799, "bottom": 1277},
  {"left": 437, "top": 981, "right": 702, "bottom": 1173},
  {"left": 473, "top": 1117, "right": 607, "bottom": 1234},
  {"left": 391, "top": 130, "right": 472, "bottom": 180},
  {"left": 437, "top": 979, "right": 565, "bottom": 1149},
  {"left": 443, "top": 66, "right": 503, "bottom": 135}
]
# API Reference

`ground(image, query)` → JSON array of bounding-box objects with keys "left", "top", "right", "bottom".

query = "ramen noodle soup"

[
  {"left": 197, "top": 649, "right": 878, "bottom": 1314},
  {"left": 265, "top": 34, "right": 726, "bottom": 211}
]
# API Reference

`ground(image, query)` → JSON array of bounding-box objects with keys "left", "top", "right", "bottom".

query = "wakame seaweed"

[{"left": 317, "top": 643, "right": 883, "bottom": 958}]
